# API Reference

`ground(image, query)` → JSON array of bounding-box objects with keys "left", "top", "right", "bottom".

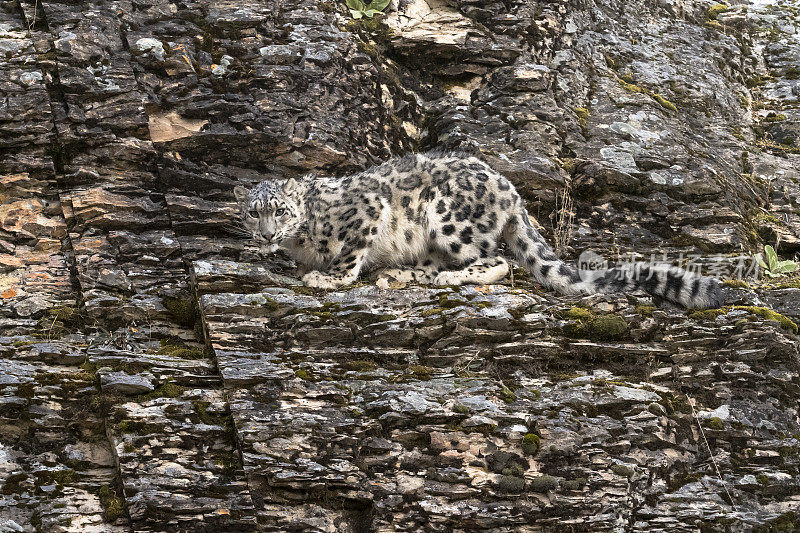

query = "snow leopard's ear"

[
  {"left": 283, "top": 178, "right": 298, "bottom": 192},
  {"left": 233, "top": 185, "right": 249, "bottom": 204}
]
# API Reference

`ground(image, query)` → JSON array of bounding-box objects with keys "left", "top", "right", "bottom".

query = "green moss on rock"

[
  {"left": 562, "top": 477, "right": 588, "bottom": 491},
  {"left": 653, "top": 94, "right": 678, "bottom": 112},
  {"left": 687, "top": 308, "right": 727, "bottom": 320},
  {"left": 157, "top": 339, "right": 209, "bottom": 360},
  {"left": 408, "top": 365, "right": 433, "bottom": 380},
  {"left": 733, "top": 306, "right": 798, "bottom": 333},
  {"left": 453, "top": 404, "right": 471, "bottom": 415},
  {"left": 98, "top": 485, "right": 124, "bottom": 522},
  {"left": 528, "top": 474, "right": 558, "bottom": 493},
  {"left": 164, "top": 297, "right": 198, "bottom": 327},
  {"left": 295, "top": 369, "right": 314, "bottom": 381},
  {"left": 137, "top": 383, "right": 186, "bottom": 401},
  {"left": 692, "top": 305, "right": 798, "bottom": 333},
  {"left": 704, "top": 416, "right": 724, "bottom": 430},
  {"left": 342, "top": 360, "right": 377, "bottom": 372},
  {"left": 707, "top": 4, "right": 730, "bottom": 20},
  {"left": 521, "top": 433, "right": 541, "bottom": 456},
  {"left": 611, "top": 464, "right": 635, "bottom": 477},
  {"left": 574, "top": 107, "right": 589, "bottom": 133},
  {"left": 497, "top": 475, "right": 526, "bottom": 493},
  {"left": 722, "top": 279, "right": 749, "bottom": 288}
]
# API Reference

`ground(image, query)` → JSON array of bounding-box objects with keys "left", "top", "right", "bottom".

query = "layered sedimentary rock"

[{"left": 1, "top": 0, "right": 798, "bottom": 530}]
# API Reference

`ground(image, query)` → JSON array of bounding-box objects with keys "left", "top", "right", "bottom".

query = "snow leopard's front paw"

[
  {"left": 433, "top": 271, "right": 465, "bottom": 286},
  {"left": 302, "top": 270, "right": 344, "bottom": 290}
]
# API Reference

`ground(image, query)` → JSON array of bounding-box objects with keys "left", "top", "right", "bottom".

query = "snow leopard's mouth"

[{"left": 260, "top": 243, "right": 279, "bottom": 254}]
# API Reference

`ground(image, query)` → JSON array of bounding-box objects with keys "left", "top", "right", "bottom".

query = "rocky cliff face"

[{"left": 1, "top": 0, "right": 799, "bottom": 530}]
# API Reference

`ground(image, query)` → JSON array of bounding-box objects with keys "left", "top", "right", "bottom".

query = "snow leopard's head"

[{"left": 234, "top": 179, "right": 305, "bottom": 252}]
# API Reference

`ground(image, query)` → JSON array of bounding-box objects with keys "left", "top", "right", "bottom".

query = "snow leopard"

[{"left": 234, "top": 152, "right": 723, "bottom": 308}]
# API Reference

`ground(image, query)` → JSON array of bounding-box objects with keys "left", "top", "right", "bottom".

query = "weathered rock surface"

[{"left": 1, "top": 0, "right": 798, "bottom": 530}]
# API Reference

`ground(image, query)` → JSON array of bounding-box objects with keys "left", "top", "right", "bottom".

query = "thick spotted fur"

[{"left": 235, "top": 152, "right": 723, "bottom": 308}]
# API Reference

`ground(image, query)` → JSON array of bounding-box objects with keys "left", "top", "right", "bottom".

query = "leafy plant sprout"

[
  {"left": 346, "top": 0, "right": 390, "bottom": 19},
  {"left": 755, "top": 244, "right": 798, "bottom": 278}
]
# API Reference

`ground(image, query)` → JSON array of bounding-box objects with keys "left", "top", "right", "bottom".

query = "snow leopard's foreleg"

[
  {"left": 302, "top": 239, "right": 373, "bottom": 289},
  {"left": 301, "top": 214, "right": 381, "bottom": 290}
]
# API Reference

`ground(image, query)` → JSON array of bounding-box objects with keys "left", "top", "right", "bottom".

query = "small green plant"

[
  {"left": 346, "top": 0, "right": 390, "bottom": 18},
  {"left": 755, "top": 245, "right": 798, "bottom": 278}
]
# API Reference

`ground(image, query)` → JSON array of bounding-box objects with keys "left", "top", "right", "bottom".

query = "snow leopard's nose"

[{"left": 260, "top": 230, "right": 274, "bottom": 242}]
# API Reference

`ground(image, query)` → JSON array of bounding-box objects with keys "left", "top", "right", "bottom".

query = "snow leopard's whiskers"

[{"left": 221, "top": 223, "right": 253, "bottom": 238}]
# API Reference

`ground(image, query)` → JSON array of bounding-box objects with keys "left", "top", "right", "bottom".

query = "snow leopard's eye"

[
  {"left": 247, "top": 209, "right": 259, "bottom": 219},
  {"left": 275, "top": 208, "right": 286, "bottom": 217}
]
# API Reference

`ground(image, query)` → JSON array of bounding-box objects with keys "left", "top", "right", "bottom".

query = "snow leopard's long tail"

[{"left": 503, "top": 208, "right": 723, "bottom": 309}]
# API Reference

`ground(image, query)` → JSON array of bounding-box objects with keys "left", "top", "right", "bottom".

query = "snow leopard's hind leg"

[
  {"left": 433, "top": 257, "right": 509, "bottom": 286},
  {"left": 432, "top": 243, "right": 509, "bottom": 286},
  {"left": 377, "top": 253, "right": 445, "bottom": 284}
]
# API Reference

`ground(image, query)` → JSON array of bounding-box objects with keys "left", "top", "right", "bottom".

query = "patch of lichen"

[
  {"left": 756, "top": 136, "right": 800, "bottom": 155},
  {"left": 192, "top": 400, "right": 234, "bottom": 429},
  {"left": 97, "top": 485, "right": 124, "bottom": 522},
  {"left": 766, "top": 277, "right": 800, "bottom": 289},
  {"left": 634, "top": 305, "right": 655, "bottom": 316},
  {"left": 35, "top": 468, "right": 75, "bottom": 487},
  {"left": 318, "top": 0, "right": 337, "bottom": 13},
  {"left": 561, "top": 306, "right": 594, "bottom": 320},
  {"left": 263, "top": 296, "right": 281, "bottom": 311},
  {"left": 291, "top": 285, "right": 317, "bottom": 296},
  {"left": 499, "top": 384, "right": 516, "bottom": 404},
  {"left": 303, "top": 301, "right": 342, "bottom": 320},
  {"left": 764, "top": 113, "right": 788, "bottom": 122},
  {"left": 704, "top": 416, "right": 724, "bottom": 430},
  {"left": 211, "top": 451, "right": 241, "bottom": 472},
  {"left": 618, "top": 76, "right": 646, "bottom": 94}
]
